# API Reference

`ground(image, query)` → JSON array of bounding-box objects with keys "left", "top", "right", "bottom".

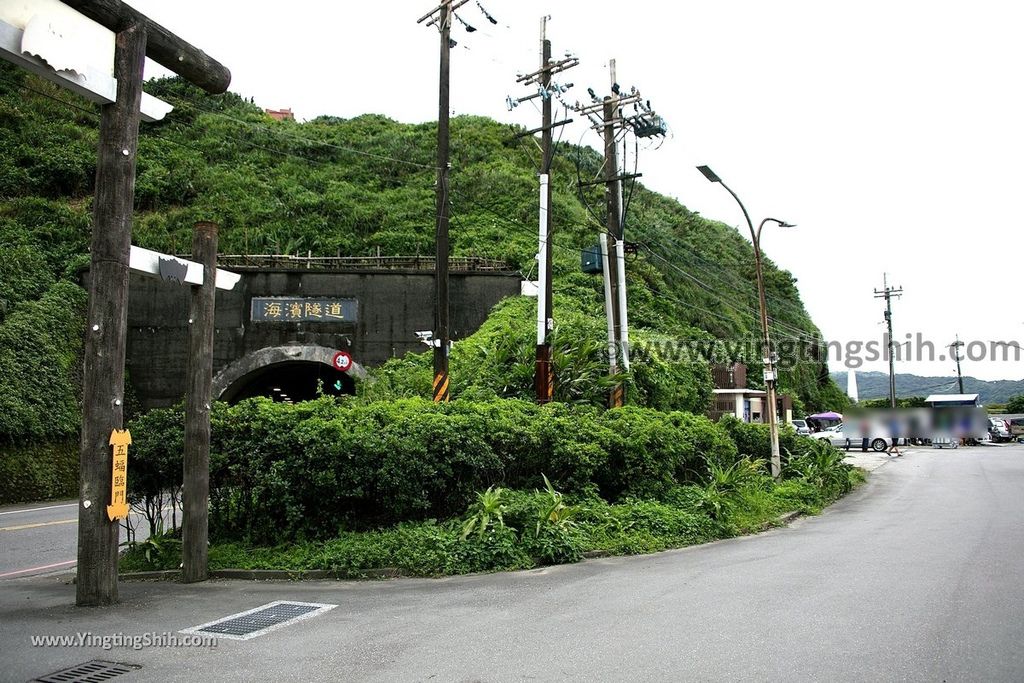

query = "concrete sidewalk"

[{"left": 843, "top": 448, "right": 902, "bottom": 471}]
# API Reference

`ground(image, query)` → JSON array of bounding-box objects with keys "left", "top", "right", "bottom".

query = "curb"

[
  {"left": 120, "top": 567, "right": 404, "bottom": 582},
  {"left": 775, "top": 511, "right": 801, "bottom": 525},
  {"left": 119, "top": 570, "right": 180, "bottom": 581}
]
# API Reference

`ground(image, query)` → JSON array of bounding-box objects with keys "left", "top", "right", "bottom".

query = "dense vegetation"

[
  {"left": 120, "top": 397, "right": 861, "bottom": 576},
  {"left": 0, "top": 62, "right": 848, "bottom": 502}
]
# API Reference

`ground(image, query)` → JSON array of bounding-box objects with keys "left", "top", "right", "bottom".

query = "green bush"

[
  {"left": 126, "top": 396, "right": 741, "bottom": 544},
  {"left": 0, "top": 281, "right": 86, "bottom": 442},
  {"left": 718, "top": 414, "right": 807, "bottom": 461},
  {"left": 0, "top": 439, "right": 78, "bottom": 503},
  {"left": 784, "top": 439, "right": 855, "bottom": 500},
  {"left": 120, "top": 449, "right": 863, "bottom": 576}
]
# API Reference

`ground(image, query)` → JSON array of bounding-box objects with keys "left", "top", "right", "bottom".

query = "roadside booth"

[{"left": 925, "top": 394, "right": 981, "bottom": 448}]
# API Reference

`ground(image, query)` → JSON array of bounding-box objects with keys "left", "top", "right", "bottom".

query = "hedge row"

[
  {"left": 128, "top": 397, "right": 809, "bottom": 545},
  {"left": 0, "top": 439, "right": 78, "bottom": 503}
]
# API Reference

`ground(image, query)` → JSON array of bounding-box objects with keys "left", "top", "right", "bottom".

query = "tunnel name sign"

[
  {"left": 106, "top": 429, "right": 131, "bottom": 521},
  {"left": 251, "top": 297, "right": 357, "bottom": 323}
]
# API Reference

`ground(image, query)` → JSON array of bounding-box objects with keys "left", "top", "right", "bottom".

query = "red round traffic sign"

[{"left": 332, "top": 351, "right": 352, "bottom": 372}]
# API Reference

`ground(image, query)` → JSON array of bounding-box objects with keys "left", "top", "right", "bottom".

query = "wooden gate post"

[
  {"left": 182, "top": 221, "right": 218, "bottom": 583},
  {"left": 76, "top": 22, "right": 147, "bottom": 607}
]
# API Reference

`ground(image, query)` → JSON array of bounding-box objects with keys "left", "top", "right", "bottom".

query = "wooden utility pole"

[
  {"left": 952, "top": 334, "right": 965, "bottom": 394},
  {"left": 182, "top": 222, "right": 218, "bottom": 583},
  {"left": 874, "top": 274, "right": 903, "bottom": 408},
  {"left": 419, "top": 1, "right": 455, "bottom": 402},
  {"left": 76, "top": 21, "right": 146, "bottom": 607}
]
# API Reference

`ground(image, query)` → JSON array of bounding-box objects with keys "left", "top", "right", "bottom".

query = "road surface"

[
  {"left": 0, "top": 500, "right": 175, "bottom": 580},
  {"left": 0, "top": 446, "right": 1021, "bottom": 681}
]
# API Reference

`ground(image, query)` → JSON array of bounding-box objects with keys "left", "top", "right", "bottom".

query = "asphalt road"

[
  {"left": 1, "top": 446, "right": 1022, "bottom": 682},
  {"left": 0, "top": 500, "right": 174, "bottom": 580}
]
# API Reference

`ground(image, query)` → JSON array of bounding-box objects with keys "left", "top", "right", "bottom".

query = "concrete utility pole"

[
  {"left": 951, "top": 334, "right": 965, "bottom": 394},
  {"left": 572, "top": 61, "right": 659, "bottom": 408},
  {"left": 418, "top": 0, "right": 460, "bottom": 402},
  {"left": 67, "top": 1, "right": 230, "bottom": 606},
  {"left": 508, "top": 17, "right": 577, "bottom": 403},
  {"left": 874, "top": 274, "right": 903, "bottom": 408},
  {"left": 603, "top": 90, "right": 625, "bottom": 408}
]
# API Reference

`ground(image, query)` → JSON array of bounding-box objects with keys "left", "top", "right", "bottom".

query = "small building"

[
  {"left": 265, "top": 107, "right": 295, "bottom": 121},
  {"left": 709, "top": 363, "right": 792, "bottom": 424},
  {"left": 925, "top": 393, "right": 980, "bottom": 407}
]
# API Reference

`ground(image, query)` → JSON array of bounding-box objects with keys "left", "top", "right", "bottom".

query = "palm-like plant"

[
  {"left": 460, "top": 486, "right": 508, "bottom": 540},
  {"left": 784, "top": 440, "right": 851, "bottom": 495},
  {"left": 534, "top": 474, "right": 576, "bottom": 536},
  {"left": 700, "top": 456, "right": 767, "bottom": 520}
]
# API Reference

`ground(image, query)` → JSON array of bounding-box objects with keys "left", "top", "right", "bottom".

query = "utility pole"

[
  {"left": 603, "top": 88, "right": 625, "bottom": 408},
  {"left": 572, "top": 62, "right": 663, "bottom": 407},
  {"left": 419, "top": 1, "right": 463, "bottom": 402},
  {"left": 951, "top": 334, "right": 965, "bottom": 394},
  {"left": 874, "top": 274, "right": 903, "bottom": 408},
  {"left": 508, "top": 18, "right": 577, "bottom": 403}
]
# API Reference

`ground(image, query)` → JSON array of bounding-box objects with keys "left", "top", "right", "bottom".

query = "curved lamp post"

[{"left": 697, "top": 165, "right": 794, "bottom": 479}]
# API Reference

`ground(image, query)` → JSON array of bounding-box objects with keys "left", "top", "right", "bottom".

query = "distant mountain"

[{"left": 831, "top": 371, "right": 1024, "bottom": 405}]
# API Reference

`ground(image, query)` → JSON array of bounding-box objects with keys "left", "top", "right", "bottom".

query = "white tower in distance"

[{"left": 847, "top": 369, "right": 859, "bottom": 403}]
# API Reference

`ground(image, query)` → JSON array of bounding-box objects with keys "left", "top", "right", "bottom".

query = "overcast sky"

[{"left": 125, "top": 0, "right": 1024, "bottom": 382}]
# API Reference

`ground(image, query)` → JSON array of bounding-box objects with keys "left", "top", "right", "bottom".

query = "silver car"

[
  {"left": 791, "top": 419, "right": 811, "bottom": 436},
  {"left": 811, "top": 423, "right": 893, "bottom": 452},
  {"left": 988, "top": 417, "right": 1011, "bottom": 442}
]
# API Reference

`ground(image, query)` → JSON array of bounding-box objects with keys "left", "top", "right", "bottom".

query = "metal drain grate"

[
  {"left": 33, "top": 659, "right": 139, "bottom": 683},
  {"left": 181, "top": 600, "right": 336, "bottom": 641}
]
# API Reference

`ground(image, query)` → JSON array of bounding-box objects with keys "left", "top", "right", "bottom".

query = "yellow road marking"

[
  {"left": 0, "top": 505, "right": 176, "bottom": 532},
  {"left": 0, "top": 518, "right": 77, "bottom": 532}
]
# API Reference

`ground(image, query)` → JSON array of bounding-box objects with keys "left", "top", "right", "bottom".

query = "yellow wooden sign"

[{"left": 106, "top": 429, "right": 131, "bottom": 521}]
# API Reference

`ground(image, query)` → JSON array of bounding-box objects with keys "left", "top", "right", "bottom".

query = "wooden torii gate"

[{"left": 51, "top": 0, "right": 230, "bottom": 606}]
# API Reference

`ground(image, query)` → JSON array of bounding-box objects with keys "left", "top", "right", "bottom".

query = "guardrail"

[{"left": 210, "top": 254, "right": 516, "bottom": 273}]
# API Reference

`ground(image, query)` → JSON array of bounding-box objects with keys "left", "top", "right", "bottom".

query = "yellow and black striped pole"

[
  {"left": 610, "top": 383, "right": 624, "bottom": 408},
  {"left": 432, "top": 370, "right": 450, "bottom": 403}
]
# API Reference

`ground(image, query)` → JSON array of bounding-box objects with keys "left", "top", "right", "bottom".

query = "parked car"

[
  {"left": 1010, "top": 418, "right": 1024, "bottom": 441},
  {"left": 810, "top": 423, "right": 892, "bottom": 452},
  {"left": 791, "top": 419, "right": 811, "bottom": 436},
  {"left": 988, "top": 417, "right": 1011, "bottom": 442}
]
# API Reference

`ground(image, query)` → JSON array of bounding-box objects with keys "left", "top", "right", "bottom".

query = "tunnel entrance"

[
  {"left": 211, "top": 344, "right": 366, "bottom": 405},
  {"left": 222, "top": 361, "right": 355, "bottom": 404}
]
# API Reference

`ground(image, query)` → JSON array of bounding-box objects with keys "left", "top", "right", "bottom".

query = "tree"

[{"left": 1005, "top": 395, "right": 1024, "bottom": 414}]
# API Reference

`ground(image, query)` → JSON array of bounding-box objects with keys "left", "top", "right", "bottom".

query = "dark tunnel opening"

[{"left": 223, "top": 361, "right": 355, "bottom": 404}]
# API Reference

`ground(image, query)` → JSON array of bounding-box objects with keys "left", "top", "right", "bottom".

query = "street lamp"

[{"left": 697, "top": 165, "right": 794, "bottom": 479}]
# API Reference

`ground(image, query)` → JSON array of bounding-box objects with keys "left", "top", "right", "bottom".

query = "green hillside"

[
  {"left": 0, "top": 63, "right": 847, "bottom": 449},
  {"left": 833, "top": 371, "right": 1024, "bottom": 405}
]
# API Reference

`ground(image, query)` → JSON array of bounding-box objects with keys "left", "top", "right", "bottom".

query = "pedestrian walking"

[{"left": 887, "top": 414, "right": 903, "bottom": 457}]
